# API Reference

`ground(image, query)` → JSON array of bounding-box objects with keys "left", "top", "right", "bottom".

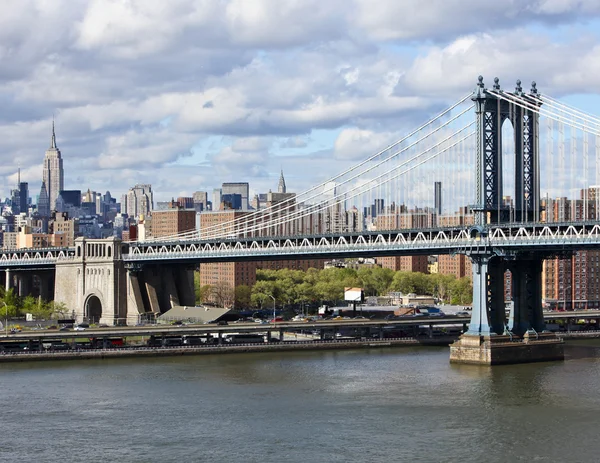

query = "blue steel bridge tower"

[{"left": 464, "top": 77, "right": 546, "bottom": 339}]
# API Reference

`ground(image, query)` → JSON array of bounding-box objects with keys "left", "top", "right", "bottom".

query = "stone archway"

[{"left": 85, "top": 295, "right": 103, "bottom": 323}]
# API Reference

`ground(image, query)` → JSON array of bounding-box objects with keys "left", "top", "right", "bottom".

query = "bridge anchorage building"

[
  {"left": 54, "top": 237, "right": 195, "bottom": 325},
  {"left": 449, "top": 77, "right": 563, "bottom": 365}
]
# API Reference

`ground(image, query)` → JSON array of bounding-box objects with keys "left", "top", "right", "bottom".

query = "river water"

[{"left": 2, "top": 342, "right": 600, "bottom": 463}]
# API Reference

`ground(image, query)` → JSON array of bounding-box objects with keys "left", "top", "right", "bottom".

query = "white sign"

[{"left": 344, "top": 287, "right": 363, "bottom": 302}]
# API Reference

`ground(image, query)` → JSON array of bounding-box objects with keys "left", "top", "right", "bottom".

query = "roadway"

[
  {"left": 2, "top": 311, "right": 598, "bottom": 342},
  {"left": 2, "top": 317, "right": 470, "bottom": 341}
]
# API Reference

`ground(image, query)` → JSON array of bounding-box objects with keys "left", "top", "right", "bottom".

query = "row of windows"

[{"left": 77, "top": 268, "right": 111, "bottom": 276}]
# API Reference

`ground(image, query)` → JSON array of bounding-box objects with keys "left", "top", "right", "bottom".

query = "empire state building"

[{"left": 42, "top": 121, "right": 64, "bottom": 211}]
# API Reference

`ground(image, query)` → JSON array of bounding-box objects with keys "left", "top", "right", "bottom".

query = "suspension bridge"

[{"left": 3, "top": 76, "right": 600, "bottom": 363}]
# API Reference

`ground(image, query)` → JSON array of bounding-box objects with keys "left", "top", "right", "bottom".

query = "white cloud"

[{"left": 333, "top": 128, "right": 398, "bottom": 161}]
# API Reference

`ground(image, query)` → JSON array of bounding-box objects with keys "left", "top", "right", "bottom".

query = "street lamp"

[
  {"left": 269, "top": 294, "right": 276, "bottom": 321},
  {"left": 1, "top": 301, "right": 7, "bottom": 336},
  {"left": 562, "top": 285, "right": 572, "bottom": 312}
]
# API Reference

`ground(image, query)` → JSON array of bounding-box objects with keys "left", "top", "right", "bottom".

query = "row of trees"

[
  {"left": 195, "top": 266, "right": 473, "bottom": 309},
  {"left": 0, "top": 288, "right": 68, "bottom": 321}
]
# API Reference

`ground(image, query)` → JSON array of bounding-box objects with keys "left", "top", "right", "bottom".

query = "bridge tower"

[{"left": 450, "top": 76, "right": 563, "bottom": 364}]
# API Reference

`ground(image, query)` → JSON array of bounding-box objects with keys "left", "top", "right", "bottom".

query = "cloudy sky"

[{"left": 2, "top": 0, "right": 600, "bottom": 202}]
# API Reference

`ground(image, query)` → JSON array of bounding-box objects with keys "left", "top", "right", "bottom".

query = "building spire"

[
  {"left": 278, "top": 168, "right": 286, "bottom": 194},
  {"left": 50, "top": 117, "right": 57, "bottom": 149}
]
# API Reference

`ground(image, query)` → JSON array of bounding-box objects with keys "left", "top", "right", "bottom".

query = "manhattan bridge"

[{"left": 3, "top": 76, "right": 600, "bottom": 347}]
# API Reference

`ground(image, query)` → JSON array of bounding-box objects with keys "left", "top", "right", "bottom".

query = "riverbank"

[{"left": 0, "top": 336, "right": 457, "bottom": 363}]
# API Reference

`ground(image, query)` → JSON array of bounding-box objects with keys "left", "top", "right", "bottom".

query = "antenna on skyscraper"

[{"left": 49, "top": 113, "right": 58, "bottom": 149}]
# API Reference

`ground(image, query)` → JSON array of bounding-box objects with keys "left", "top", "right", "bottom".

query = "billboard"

[{"left": 344, "top": 287, "right": 364, "bottom": 302}]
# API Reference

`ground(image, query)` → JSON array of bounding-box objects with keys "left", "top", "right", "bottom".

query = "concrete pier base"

[{"left": 449, "top": 332, "right": 564, "bottom": 365}]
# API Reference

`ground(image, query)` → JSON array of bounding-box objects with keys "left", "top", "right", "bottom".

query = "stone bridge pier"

[
  {"left": 2, "top": 269, "right": 55, "bottom": 300},
  {"left": 54, "top": 237, "right": 196, "bottom": 325},
  {"left": 125, "top": 263, "right": 196, "bottom": 323}
]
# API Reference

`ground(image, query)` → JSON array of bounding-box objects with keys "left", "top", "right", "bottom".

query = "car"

[
  {"left": 59, "top": 326, "right": 70, "bottom": 331},
  {"left": 74, "top": 325, "right": 86, "bottom": 331},
  {"left": 216, "top": 320, "right": 228, "bottom": 326},
  {"left": 429, "top": 312, "right": 446, "bottom": 317},
  {"left": 456, "top": 311, "right": 471, "bottom": 317}
]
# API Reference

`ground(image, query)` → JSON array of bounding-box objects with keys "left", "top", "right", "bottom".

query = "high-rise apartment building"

[
  {"left": 378, "top": 256, "right": 429, "bottom": 273},
  {"left": 438, "top": 254, "right": 472, "bottom": 279},
  {"left": 212, "top": 188, "right": 222, "bottom": 212},
  {"left": 123, "top": 184, "right": 153, "bottom": 220},
  {"left": 192, "top": 191, "right": 208, "bottom": 212},
  {"left": 152, "top": 208, "right": 196, "bottom": 239},
  {"left": 42, "top": 122, "right": 64, "bottom": 212}
]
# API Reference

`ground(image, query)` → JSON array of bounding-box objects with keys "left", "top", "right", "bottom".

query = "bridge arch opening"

[
  {"left": 501, "top": 118, "right": 516, "bottom": 222},
  {"left": 85, "top": 295, "right": 102, "bottom": 323}
]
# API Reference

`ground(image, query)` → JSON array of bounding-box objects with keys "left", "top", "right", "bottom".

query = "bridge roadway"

[
  {"left": 124, "top": 220, "right": 600, "bottom": 264},
  {"left": 5, "top": 220, "right": 600, "bottom": 268},
  {"left": 3, "top": 311, "right": 599, "bottom": 341}
]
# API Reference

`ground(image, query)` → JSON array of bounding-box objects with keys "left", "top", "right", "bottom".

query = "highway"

[
  {"left": 2, "top": 310, "right": 599, "bottom": 342},
  {"left": 2, "top": 317, "right": 470, "bottom": 341}
]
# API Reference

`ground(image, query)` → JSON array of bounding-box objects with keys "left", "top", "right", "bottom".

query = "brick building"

[
  {"left": 151, "top": 208, "right": 196, "bottom": 239},
  {"left": 378, "top": 256, "right": 429, "bottom": 273}
]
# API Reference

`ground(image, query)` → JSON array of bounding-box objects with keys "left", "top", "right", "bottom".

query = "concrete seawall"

[{"left": 0, "top": 337, "right": 457, "bottom": 363}]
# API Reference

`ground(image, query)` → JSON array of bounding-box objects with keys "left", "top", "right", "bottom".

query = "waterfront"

[{"left": 3, "top": 342, "right": 600, "bottom": 463}]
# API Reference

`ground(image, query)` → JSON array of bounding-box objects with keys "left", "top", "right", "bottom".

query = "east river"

[{"left": 2, "top": 341, "right": 600, "bottom": 463}]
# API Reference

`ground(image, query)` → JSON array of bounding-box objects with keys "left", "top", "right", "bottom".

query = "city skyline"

[{"left": 2, "top": 2, "right": 600, "bottom": 202}]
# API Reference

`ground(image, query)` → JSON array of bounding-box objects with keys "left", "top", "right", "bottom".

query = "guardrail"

[{"left": 0, "top": 335, "right": 458, "bottom": 360}]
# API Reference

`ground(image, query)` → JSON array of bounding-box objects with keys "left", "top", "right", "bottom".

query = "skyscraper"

[
  {"left": 42, "top": 121, "right": 64, "bottom": 212},
  {"left": 38, "top": 182, "right": 50, "bottom": 217},
  {"left": 278, "top": 169, "right": 287, "bottom": 194},
  {"left": 434, "top": 181, "right": 442, "bottom": 216},
  {"left": 222, "top": 183, "right": 249, "bottom": 210}
]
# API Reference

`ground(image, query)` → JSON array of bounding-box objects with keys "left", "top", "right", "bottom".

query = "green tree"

[
  {"left": 1, "top": 288, "right": 20, "bottom": 318},
  {"left": 296, "top": 281, "right": 318, "bottom": 306},
  {"left": 212, "top": 280, "right": 235, "bottom": 308},
  {"left": 47, "top": 301, "right": 69, "bottom": 320},
  {"left": 429, "top": 273, "right": 456, "bottom": 302},
  {"left": 234, "top": 285, "right": 252, "bottom": 309},
  {"left": 450, "top": 277, "right": 473, "bottom": 305},
  {"left": 198, "top": 285, "right": 213, "bottom": 305},
  {"left": 357, "top": 267, "right": 394, "bottom": 296},
  {"left": 251, "top": 280, "right": 278, "bottom": 308}
]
